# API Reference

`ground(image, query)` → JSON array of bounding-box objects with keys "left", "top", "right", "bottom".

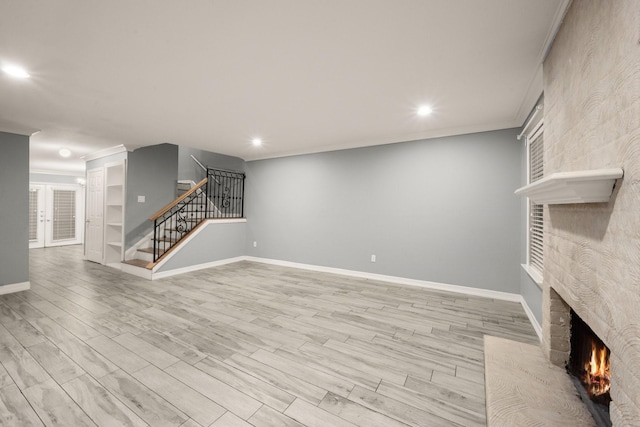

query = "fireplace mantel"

[{"left": 515, "top": 168, "right": 623, "bottom": 204}]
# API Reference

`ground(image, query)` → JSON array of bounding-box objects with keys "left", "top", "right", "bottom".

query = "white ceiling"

[{"left": 0, "top": 0, "right": 568, "bottom": 175}]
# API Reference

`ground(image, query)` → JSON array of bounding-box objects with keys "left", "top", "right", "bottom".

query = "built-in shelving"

[
  {"left": 104, "top": 160, "right": 126, "bottom": 266},
  {"left": 515, "top": 168, "right": 623, "bottom": 204}
]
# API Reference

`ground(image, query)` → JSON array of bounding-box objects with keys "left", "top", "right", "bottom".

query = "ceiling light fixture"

[
  {"left": 2, "top": 64, "right": 30, "bottom": 79},
  {"left": 417, "top": 105, "right": 433, "bottom": 116},
  {"left": 252, "top": 138, "right": 262, "bottom": 146},
  {"left": 59, "top": 148, "right": 71, "bottom": 158}
]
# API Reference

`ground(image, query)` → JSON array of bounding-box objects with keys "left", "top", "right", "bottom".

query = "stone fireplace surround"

[
  {"left": 541, "top": 1, "right": 640, "bottom": 425},
  {"left": 542, "top": 275, "right": 639, "bottom": 426},
  {"left": 540, "top": 184, "right": 640, "bottom": 425},
  {"left": 543, "top": 287, "right": 611, "bottom": 417}
]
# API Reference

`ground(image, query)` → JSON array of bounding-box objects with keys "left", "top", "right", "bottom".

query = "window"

[
  {"left": 52, "top": 189, "right": 77, "bottom": 241},
  {"left": 29, "top": 189, "right": 38, "bottom": 241},
  {"left": 527, "top": 117, "right": 544, "bottom": 274}
]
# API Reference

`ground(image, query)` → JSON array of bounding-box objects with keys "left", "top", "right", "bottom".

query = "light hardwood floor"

[{"left": 0, "top": 246, "right": 538, "bottom": 426}]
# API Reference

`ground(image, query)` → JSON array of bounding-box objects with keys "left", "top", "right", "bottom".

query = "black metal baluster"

[
  {"left": 241, "top": 173, "right": 245, "bottom": 217},
  {"left": 153, "top": 218, "right": 158, "bottom": 262}
]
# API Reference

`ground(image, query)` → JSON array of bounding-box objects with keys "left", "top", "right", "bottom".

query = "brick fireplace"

[{"left": 541, "top": 1, "right": 640, "bottom": 425}]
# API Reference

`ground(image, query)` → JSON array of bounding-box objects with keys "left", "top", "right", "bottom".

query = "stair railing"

[
  {"left": 149, "top": 178, "right": 208, "bottom": 262},
  {"left": 206, "top": 168, "right": 245, "bottom": 218},
  {"left": 147, "top": 166, "right": 246, "bottom": 264}
]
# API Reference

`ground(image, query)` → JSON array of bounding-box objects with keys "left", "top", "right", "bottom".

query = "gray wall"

[
  {"left": 0, "top": 131, "right": 29, "bottom": 286},
  {"left": 125, "top": 144, "right": 178, "bottom": 247},
  {"left": 178, "top": 146, "right": 245, "bottom": 184},
  {"left": 245, "top": 128, "right": 523, "bottom": 293},
  {"left": 156, "top": 221, "right": 246, "bottom": 272}
]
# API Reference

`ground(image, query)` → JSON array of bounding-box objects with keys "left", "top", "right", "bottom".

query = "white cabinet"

[{"left": 104, "top": 160, "right": 126, "bottom": 267}]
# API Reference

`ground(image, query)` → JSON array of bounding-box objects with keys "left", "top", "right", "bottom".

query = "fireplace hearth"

[{"left": 569, "top": 310, "right": 611, "bottom": 427}]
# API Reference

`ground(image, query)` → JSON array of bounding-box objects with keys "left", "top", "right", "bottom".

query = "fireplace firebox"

[{"left": 568, "top": 310, "right": 612, "bottom": 427}]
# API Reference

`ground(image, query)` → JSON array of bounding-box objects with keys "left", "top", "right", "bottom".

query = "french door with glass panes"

[{"left": 29, "top": 184, "right": 84, "bottom": 248}]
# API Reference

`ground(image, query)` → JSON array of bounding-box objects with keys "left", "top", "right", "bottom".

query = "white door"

[
  {"left": 85, "top": 168, "right": 104, "bottom": 263},
  {"left": 45, "top": 185, "right": 83, "bottom": 247},
  {"left": 30, "top": 184, "right": 84, "bottom": 248},
  {"left": 29, "top": 185, "right": 46, "bottom": 248}
]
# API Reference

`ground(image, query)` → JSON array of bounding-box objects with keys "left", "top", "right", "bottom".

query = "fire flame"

[{"left": 583, "top": 341, "right": 611, "bottom": 396}]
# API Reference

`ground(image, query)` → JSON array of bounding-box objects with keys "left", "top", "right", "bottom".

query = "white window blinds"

[
  {"left": 29, "top": 190, "right": 38, "bottom": 241},
  {"left": 52, "top": 189, "right": 76, "bottom": 241},
  {"left": 528, "top": 123, "right": 544, "bottom": 272}
]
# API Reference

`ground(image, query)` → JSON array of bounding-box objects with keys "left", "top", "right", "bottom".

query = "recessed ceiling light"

[
  {"left": 417, "top": 105, "right": 433, "bottom": 116},
  {"left": 59, "top": 148, "right": 71, "bottom": 158},
  {"left": 252, "top": 138, "right": 262, "bottom": 146},
  {"left": 2, "top": 64, "right": 30, "bottom": 79}
]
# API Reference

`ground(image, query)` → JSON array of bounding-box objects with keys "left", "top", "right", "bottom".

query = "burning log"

[{"left": 583, "top": 341, "right": 611, "bottom": 397}]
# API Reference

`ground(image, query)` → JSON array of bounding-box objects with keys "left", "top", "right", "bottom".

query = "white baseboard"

[
  {"left": 244, "top": 256, "right": 523, "bottom": 303},
  {"left": 120, "top": 263, "right": 152, "bottom": 280},
  {"left": 246, "top": 257, "right": 543, "bottom": 338},
  {"left": 519, "top": 296, "right": 542, "bottom": 341},
  {"left": 120, "top": 252, "right": 542, "bottom": 338},
  {"left": 152, "top": 256, "right": 245, "bottom": 280},
  {"left": 0, "top": 281, "right": 31, "bottom": 295}
]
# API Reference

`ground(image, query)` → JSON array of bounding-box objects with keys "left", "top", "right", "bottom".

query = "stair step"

[
  {"left": 154, "top": 237, "right": 180, "bottom": 243},
  {"left": 137, "top": 247, "right": 166, "bottom": 255},
  {"left": 122, "top": 259, "right": 150, "bottom": 268}
]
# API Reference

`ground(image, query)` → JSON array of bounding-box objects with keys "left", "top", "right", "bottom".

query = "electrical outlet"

[
  {"left": 137, "top": 195, "right": 145, "bottom": 203},
  {"left": 253, "top": 241, "right": 257, "bottom": 247},
  {"left": 371, "top": 254, "right": 376, "bottom": 262}
]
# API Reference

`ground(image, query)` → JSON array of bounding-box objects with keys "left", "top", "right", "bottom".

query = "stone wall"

[{"left": 542, "top": 1, "right": 640, "bottom": 425}]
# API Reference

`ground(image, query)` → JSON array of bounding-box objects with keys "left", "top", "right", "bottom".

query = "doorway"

[
  {"left": 29, "top": 183, "right": 85, "bottom": 248},
  {"left": 85, "top": 168, "right": 104, "bottom": 263}
]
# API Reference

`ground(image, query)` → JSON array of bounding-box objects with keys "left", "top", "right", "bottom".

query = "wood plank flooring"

[{"left": 0, "top": 245, "right": 538, "bottom": 426}]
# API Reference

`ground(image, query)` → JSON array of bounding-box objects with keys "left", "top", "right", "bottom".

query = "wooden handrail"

[{"left": 149, "top": 178, "right": 208, "bottom": 221}]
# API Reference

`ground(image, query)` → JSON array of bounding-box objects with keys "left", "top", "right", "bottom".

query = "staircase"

[{"left": 122, "top": 167, "right": 245, "bottom": 272}]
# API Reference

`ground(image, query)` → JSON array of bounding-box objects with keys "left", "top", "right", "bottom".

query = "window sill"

[{"left": 521, "top": 264, "right": 543, "bottom": 289}]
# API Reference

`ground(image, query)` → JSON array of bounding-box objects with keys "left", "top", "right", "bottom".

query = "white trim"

[
  {"left": 513, "top": 0, "right": 570, "bottom": 126},
  {"left": 152, "top": 256, "right": 245, "bottom": 280},
  {"left": 0, "top": 281, "right": 31, "bottom": 295},
  {"left": 521, "top": 264, "right": 543, "bottom": 289},
  {"left": 151, "top": 218, "right": 247, "bottom": 271},
  {"left": 524, "top": 128, "right": 533, "bottom": 268},
  {"left": 516, "top": 91, "right": 543, "bottom": 139},
  {"left": 242, "top": 121, "right": 520, "bottom": 162},
  {"left": 120, "top": 262, "right": 152, "bottom": 280},
  {"left": 82, "top": 144, "right": 128, "bottom": 162},
  {"left": 244, "top": 256, "right": 522, "bottom": 302},
  {"left": 519, "top": 295, "right": 542, "bottom": 341},
  {"left": 541, "top": 0, "right": 573, "bottom": 62},
  {"left": 514, "top": 66, "right": 542, "bottom": 127},
  {"left": 515, "top": 168, "right": 624, "bottom": 204},
  {"left": 29, "top": 169, "right": 85, "bottom": 177},
  {"left": 105, "top": 262, "right": 123, "bottom": 270}
]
